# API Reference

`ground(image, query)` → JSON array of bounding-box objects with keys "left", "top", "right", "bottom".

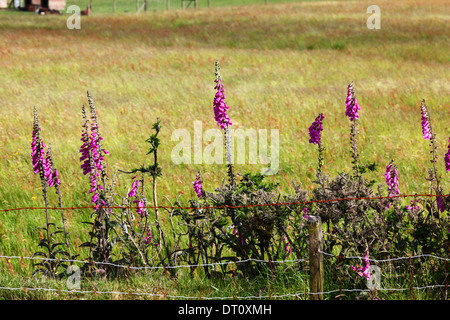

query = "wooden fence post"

[{"left": 309, "top": 215, "right": 323, "bottom": 300}]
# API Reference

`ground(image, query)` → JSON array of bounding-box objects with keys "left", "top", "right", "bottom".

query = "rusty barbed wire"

[{"left": 0, "top": 193, "right": 448, "bottom": 213}]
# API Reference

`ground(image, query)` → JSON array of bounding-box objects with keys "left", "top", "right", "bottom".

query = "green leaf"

[
  {"left": 52, "top": 242, "right": 68, "bottom": 250},
  {"left": 107, "top": 220, "right": 121, "bottom": 228},
  {"left": 50, "top": 230, "right": 64, "bottom": 238},
  {"left": 80, "top": 242, "right": 94, "bottom": 248},
  {"left": 53, "top": 250, "right": 70, "bottom": 258},
  {"left": 32, "top": 252, "right": 48, "bottom": 258},
  {"left": 38, "top": 239, "right": 49, "bottom": 249}
]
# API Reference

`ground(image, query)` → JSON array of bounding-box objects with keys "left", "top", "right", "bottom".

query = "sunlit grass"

[
  {"left": 0, "top": 0, "right": 448, "bottom": 214},
  {"left": 0, "top": 0, "right": 449, "bottom": 299}
]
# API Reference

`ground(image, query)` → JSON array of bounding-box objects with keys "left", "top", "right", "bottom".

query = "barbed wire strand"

[
  {"left": 2, "top": 251, "right": 449, "bottom": 270},
  {"left": 0, "top": 255, "right": 307, "bottom": 270},
  {"left": 2, "top": 253, "right": 448, "bottom": 298},
  {"left": 0, "top": 193, "right": 448, "bottom": 213},
  {"left": 319, "top": 251, "right": 450, "bottom": 263},
  {"left": 0, "top": 284, "right": 447, "bottom": 299}
]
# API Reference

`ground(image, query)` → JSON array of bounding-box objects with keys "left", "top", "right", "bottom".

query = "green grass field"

[
  {"left": 67, "top": 0, "right": 311, "bottom": 13},
  {"left": 0, "top": 0, "right": 449, "bottom": 300}
]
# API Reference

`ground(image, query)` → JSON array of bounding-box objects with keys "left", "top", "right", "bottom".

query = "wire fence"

[
  {"left": 1, "top": 193, "right": 449, "bottom": 300},
  {"left": 1, "top": 251, "right": 449, "bottom": 299}
]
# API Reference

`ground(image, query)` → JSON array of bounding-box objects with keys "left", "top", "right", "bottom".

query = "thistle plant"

[
  {"left": 118, "top": 118, "right": 177, "bottom": 272},
  {"left": 308, "top": 113, "right": 325, "bottom": 174}
]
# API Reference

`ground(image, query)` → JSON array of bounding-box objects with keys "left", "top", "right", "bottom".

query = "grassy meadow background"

[{"left": 0, "top": 0, "right": 449, "bottom": 299}]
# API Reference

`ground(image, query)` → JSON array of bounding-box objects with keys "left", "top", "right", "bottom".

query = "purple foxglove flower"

[
  {"left": 232, "top": 224, "right": 244, "bottom": 245},
  {"left": 44, "top": 150, "right": 55, "bottom": 187},
  {"left": 31, "top": 110, "right": 60, "bottom": 189},
  {"left": 145, "top": 227, "right": 152, "bottom": 244},
  {"left": 79, "top": 124, "right": 91, "bottom": 175},
  {"left": 445, "top": 137, "right": 450, "bottom": 172},
  {"left": 420, "top": 103, "right": 431, "bottom": 140},
  {"left": 308, "top": 113, "right": 324, "bottom": 144},
  {"left": 31, "top": 130, "right": 41, "bottom": 175},
  {"left": 437, "top": 196, "right": 444, "bottom": 213},
  {"left": 79, "top": 102, "right": 109, "bottom": 209},
  {"left": 192, "top": 172, "right": 203, "bottom": 198},
  {"left": 52, "top": 168, "right": 60, "bottom": 187},
  {"left": 128, "top": 179, "right": 140, "bottom": 198},
  {"left": 302, "top": 207, "right": 309, "bottom": 221},
  {"left": 351, "top": 252, "right": 371, "bottom": 280},
  {"left": 385, "top": 161, "right": 400, "bottom": 197},
  {"left": 406, "top": 199, "right": 421, "bottom": 214},
  {"left": 133, "top": 199, "right": 145, "bottom": 217},
  {"left": 385, "top": 161, "right": 400, "bottom": 209},
  {"left": 282, "top": 235, "right": 292, "bottom": 257},
  {"left": 345, "top": 83, "right": 361, "bottom": 121},
  {"left": 213, "top": 61, "right": 232, "bottom": 130}
]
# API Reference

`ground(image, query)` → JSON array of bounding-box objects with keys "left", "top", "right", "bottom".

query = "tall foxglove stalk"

[
  {"left": 385, "top": 160, "right": 400, "bottom": 209},
  {"left": 192, "top": 172, "right": 203, "bottom": 198},
  {"left": 345, "top": 82, "right": 361, "bottom": 121},
  {"left": 444, "top": 138, "right": 450, "bottom": 218},
  {"left": 445, "top": 136, "right": 450, "bottom": 173},
  {"left": 419, "top": 100, "right": 444, "bottom": 217},
  {"left": 79, "top": 94, "right": 109, "bottom": 210},
  {"left": 345, "top": 83, "right": 361, "bottom": 182},
  {"left": 213, "top": 61, "right": 235, "bottom": 188},
  {"left": 31, "top": 107, "right": 71, "bottom": 269},
  {"left": 79, "top": 92, "right": 112, "bottom": 268},
  {"left": 420, "top": 102, "right": 432, "bottom": 140},
  {"left": 213, "top": 61, "right": 241, "bottom": 249},
  {"left": 309, "top": 113, "right": 325, "bottom": 174},
  {"left": 213, "top": 61, "right": 232, "bottom": 130},
  {"left": 31, "top": 107, "right": 51, "bottom": 249}
]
